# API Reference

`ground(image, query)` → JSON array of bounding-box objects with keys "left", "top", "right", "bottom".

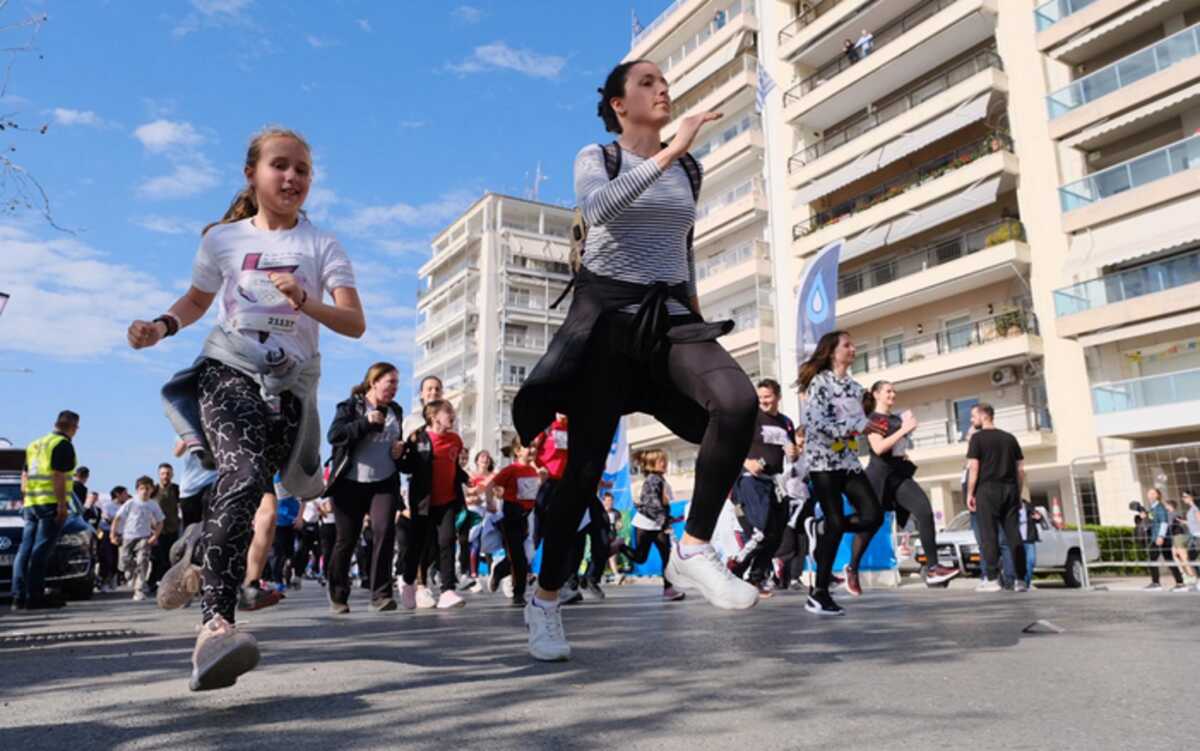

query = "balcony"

[
  {"left": 694, "top": 115, "right": 762, "bottom": 181},
  {"left": 1046, "top": 23, "right": 1200, "bottom": 135},
  {"left": 694, "top": 176, "right": 767, "bottom": 242},
  {"left": 906, "top": 404, "right": 1054, "bottom": 467},
  {"left": 415, "top": 337, "right": 477, "bottom": 374},
  {"left": 1059, "top": 134, "right": 1200, "bottom": 231},
  {"left": 663, "top": 55, "right": 756, "bottom": 141},
  {"left": 415, "top": 300, "right": 476, "bottom": 343},
  {"left": 788, "top": 48, "right": 1002, "bottom": 178},
  {"left": 853, "top": 309, "right": 1042, "bottom": 388},
  {"left": 838, "top": 220, "right": 1029, "bottom": 327},
  {"left": 658, "top": 0, "right": 757, "bottom": 101},
  {"left": 794, "top": 132, "right": 1013, "bottom": 242},
  {"left": 696, "top": 240, "right": 771, "bottom": 298},
  {"left": 781, "top": 0, "right": 997, "bottom": 130},
  {"left": 502, "top": 333, "right": 549, "bottom": 354},
  {"left": 1033, "top": 0, "right": 1098, "bottom": 31},
  {"left": 1054, "top": 247, "right": 1200, "bottom": 338},
  {"left": 417, "top": 264, "right": 478, "bottom": 305},
  {"left": 777, "top": 0, "right": 853, "bottom": 54},
  {"left": 1092, "top": 368, "right": 1200, "bottom": 437},
  {"left": 630, "top": 0, "right": 693, "bottom": 53},
  {"left": 420, "top": 228, "right": 480, "bottom": 279}
]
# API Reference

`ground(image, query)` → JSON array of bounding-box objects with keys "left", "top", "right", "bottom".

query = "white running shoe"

[
  {"left": 975, "top": 579, "right": 1002, "bottom": 593},
  {"left": 664, "top": 542, "right": 758, "bottom": 610},
  {"left": 500, "top": 576, "right": 514, "bottom": 599},
  {"left": 524, "top": 600, "right": 570, "bottom": 661},
  {"left": 415, "top": 587, "right": 437, "bottom": 609},
  {"left": 1013, "top": 580, "right": 1029, "bottom": 593},
  {"left": 437, "top": 590, "right": 465, "bottom": 609}
]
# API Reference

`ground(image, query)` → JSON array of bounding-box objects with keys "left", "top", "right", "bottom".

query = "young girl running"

[
  {"left": 462, "top": 450, "right": 495, "bottom": 588},
  {"left": 797, "top": 331, "right": 885, "bottom": 616},
  {"left": 513, "top": 61, "right": 760, "bottom": 661},
  {"left": 478, "top": 439, "right": 541, "bottom": 606},
  {"left": 398, "top": 400, "right": 469, "bottom": 609},
  {"left": 854, "top": 380, "right": 960, "bottom": 587},
  {"left": 620, "top": 450, "right": 685, "bottom": 601},
  {"left": 130, "top": 127, "right": 364, "bottom": 690}
]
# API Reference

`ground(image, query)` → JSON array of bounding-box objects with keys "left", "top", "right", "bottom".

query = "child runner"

[
  {"left": 619, "top": 450, "right": 685, "bottom": 601},
  {"left": 112, "top": 477, "right": 164, "bottom": 601},
  {"left": 512, "top": 59, "right": 759, "bottom": 662},
  {"left": 130, "top": 126, "right": 364, "bottom": 690},
  {"left": 478, "top": 439, "right": 541, "bottom": 606}
]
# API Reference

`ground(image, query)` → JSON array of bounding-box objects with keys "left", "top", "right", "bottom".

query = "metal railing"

[
  {"left": 632, "top": 0, "right": 688, "bottom": 48},
  {"left": 788, "top": 48, "right": 1001, "bottom": 171},
  {"left": 416, "top": 336, "right": 476, "bottom": 366},
  {"left": 670, "top": 54, "right": 756, "bottom": 123},
  {"left": 1059, "top": 133, "right": 1200, "bottom": 212},
  {"left": 909, "top": 403, "right": 1052, "bottom": 448},
  {"left": 1093, "top": 368, "right": 1200, "bottom": 414},
  {"left": 417, "top": 263, "right": 478, "bottom": 301},
  {"left": 1053, "top": 247, "right": 1200, "bottom": 317},
  {"left": 1047, "top": 23, "right": 1200, "bottom": 118},
  {"left": 778, "top": 0, "right": 858, "bottom": 44},
  {"left": 1033, "top": 0, "right": 1098, "bottom": 31},
  {"left": 696, "top": 240, "right": 769, "bottom": 281},
  {"left": 696, "top": 176, "right": 764, "bottom": 222},
  {"left": 691, "top": 112, "right": 758, "bottom": 162},
  {"left": 658, "top": 0, "right": 752, "bottom": 76},
  {"left": 854, "top": 308, "right": 1038, "bottom": 373},
  {"left": 793, "top": 131, "right": 1013, "bottom": 239},
  {"left": 783, "top": 0, "right": 958, "bottom": 106},
  {"left": 503, "top": 334, "right": 547, "bottom": 350},
  {"left": 838, "top": 219, "right": 1024, "bottom": 298},
  {"left": 417, "top": 301, "right": 473, "bottom": 335}
]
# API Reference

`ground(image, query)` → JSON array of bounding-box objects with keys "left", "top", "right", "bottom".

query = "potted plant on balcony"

[
  {"left": 995, "top": 310, "right": 1023, "bottom": 337},
  {"left": 985, "top": 221, "right": 1025, "bottom": 247}
]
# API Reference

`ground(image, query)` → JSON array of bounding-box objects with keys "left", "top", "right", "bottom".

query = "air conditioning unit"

[
  {"left": 990, "top": 366, "right": 1018, "bottom": 386},
  {"left": 1022, "top": 361, "right": 1040, "bottom": 380}
]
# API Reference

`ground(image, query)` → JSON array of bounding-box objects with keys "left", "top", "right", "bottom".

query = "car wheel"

[
  {"left": 62, "top": 577, "right": 94, "bottom": 600},
  {"left": 1062, "top": 550, "right": 1084, "bottom": 589}
]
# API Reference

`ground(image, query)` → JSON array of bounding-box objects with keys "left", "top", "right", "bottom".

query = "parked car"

[
  {"left": 914, "top": 507, "right": 1100, "bottom": 588},
  {"left": 0, "top": 449, "right": 97, "bottom": 600}
]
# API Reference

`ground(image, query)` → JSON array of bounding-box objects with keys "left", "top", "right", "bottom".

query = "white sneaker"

[
  {"left": 975, "top": 579, "right": 1002, "bottom": 593},
  {"left": 132, "top": 590, "right": 146, "bottom": 601},
  {"left": 1013, "top": 581, "right": 1029, "bottom": 593},
  {"left": 664, "top": 542, "right": 757, "bottom": 610},
  {"left": 500, "top": 576, "right": 514, "bottom": 599},
  {"left": 524, "top": 601, "right": 570, "bottom": 661},
  {"left": 415, "top": 587, "right": 437, "bottom": 609},
  {"left": 437, "top": 590, "right": 465, "bottom": 609}
]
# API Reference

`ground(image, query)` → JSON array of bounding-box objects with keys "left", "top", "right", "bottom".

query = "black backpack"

[{"left": 554, "top": 142, "right": 703, "bottom": 309}]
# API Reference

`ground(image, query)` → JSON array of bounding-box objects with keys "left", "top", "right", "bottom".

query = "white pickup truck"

[{"left": 913, "top": 507, "right": 1101, "bottom": 588}]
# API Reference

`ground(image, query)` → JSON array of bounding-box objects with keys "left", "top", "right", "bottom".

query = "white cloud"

[
  {"left": 337, "top": 191, "right": 476, "bottom": 235},
  {"left": 192, "top": 0, "right": 253, "bottom": 14},
  {"left": 453, "top": 5, "right": 483, "bottom": 24},
  {"left": 447, "top": 41, "right": 566, "bottom": 79},
  {"left": 305, "top": 185, "right": 339, "bottom": 223},
  {"left": 51, "top": 108, "right": 108, "bottom": 128},
  {"left": 133, "top": 119, "right": 205, "bottom": 153},
  {"left": 138, "top": 159, "right": 222, "bottom": 200},
  {"left": 173, "top": 0, "right": 253, "bottom": 37},
  {"left": 306, "top": 34, "right": 337, "bottom": 49},
  {"left": 132, "top": 215, "right": 202, "bottom": 235},
  {"left": 0, "top": 225, "right": 176, "bottom": 359},
  {"left": 356, "top": 18, "right": 372, "bottom": 32}
]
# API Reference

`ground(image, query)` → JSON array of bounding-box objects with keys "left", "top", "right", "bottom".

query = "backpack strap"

[
  {"left": 674, "top": 150, "right": 703, "bottom": 308},
  {"left": 601, "top": 141, "right": 622, "bottom": 180}
]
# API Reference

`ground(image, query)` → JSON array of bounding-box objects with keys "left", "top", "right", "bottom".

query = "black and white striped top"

[{"left": 574, "top": 144, "right": 699, "bottom": 314}]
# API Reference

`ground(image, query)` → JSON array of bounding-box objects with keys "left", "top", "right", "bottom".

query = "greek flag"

[
  {"left": 755, "top": 63, "right": 776, "bottom": 113},
  {"left": 631, "top": 10, "right": 643, "bottom": 45},
  {"left": 795, "top": 239, "right": 843, "bottom": 368}
]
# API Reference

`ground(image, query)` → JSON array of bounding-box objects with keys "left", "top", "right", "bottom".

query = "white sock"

[
  {"left": 678, "top": 541, "right": 709, "bottom": 558},
  {"left": 532, "top": 594, "right": 558, "bottom": 610}
]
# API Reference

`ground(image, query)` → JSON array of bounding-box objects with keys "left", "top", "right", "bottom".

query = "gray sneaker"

[
  {"left": 189, "top": 615, "right": 260, "bottom": 692},
  {"left": 582, "top": 579, "right": 606, "bottom": 601}
]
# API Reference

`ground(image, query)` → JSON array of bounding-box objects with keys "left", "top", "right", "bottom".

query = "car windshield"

[
  {"left": 943, "top": 511, "right": 972, "bottom": 531},
  {"left": 0, "top": 480, "right": 22, "bottom": 516}
]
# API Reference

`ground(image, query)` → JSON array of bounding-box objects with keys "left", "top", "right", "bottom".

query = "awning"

[
  {"left": 670, "top": 30, "right": 754, "bottom": 101},
  {"left": 793, "top": 91, "right": 996, "bottom": 206},
  {"left": 1067, "top": 191, "right": 1200, "bottom": 274},
  {"left": 1052, "top": 0, "right": 1180, "bottom": 62},
  {"left": 1064, "top": 81, "right": 1200, "bottom": 151},
  {"left": 842, "top": 175, "right": 1003, "bottom": 261}
]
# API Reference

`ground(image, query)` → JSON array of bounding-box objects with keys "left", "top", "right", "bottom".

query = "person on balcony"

[{"left": 843, "top": 39, "right": 860, "bottom": 65}]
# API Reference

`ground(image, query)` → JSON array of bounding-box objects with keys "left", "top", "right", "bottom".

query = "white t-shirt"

[
  {"left": 114, "top": 498, "right": 165, "bottom": 541},
  {"left": 191, "top": 217, "right": 356, "bottom": 362}
]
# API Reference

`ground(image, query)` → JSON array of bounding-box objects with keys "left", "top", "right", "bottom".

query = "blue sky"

[{"left": 0, "top": 0, "right": 670, "bottom": 495}]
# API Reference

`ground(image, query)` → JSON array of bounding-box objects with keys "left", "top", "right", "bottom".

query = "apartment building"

[
  {"left": 624, "top": 0, "right": 781, "bottom": 497},
  {"left": 751, "top": 0, "right": 1200, "bottom": 525},
  {"left": 413, "top": 194, "right": 574, "bottom": 459}
]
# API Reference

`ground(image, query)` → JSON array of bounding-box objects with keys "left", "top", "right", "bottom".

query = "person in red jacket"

[{"left": 477, "top": 439, "right": 541, "bottom": 606}]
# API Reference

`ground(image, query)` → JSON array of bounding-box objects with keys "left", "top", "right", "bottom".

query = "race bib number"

[
  {"left": 552, "top": 430, "right": 568, "bottom": 450},
  {"left": 230, "top": 252, "right": 305, "bottom": 334},
  {"left": 760, "top": 425, "right": 790, "bottom": 446},
  {"left": 516, "top": 477, "right": 539, "bottom": 500}
]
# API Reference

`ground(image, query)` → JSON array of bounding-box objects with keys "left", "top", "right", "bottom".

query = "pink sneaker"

[
  {"left": 400, "top": 583, "right": 417, "bottom": 610},
  {"left": 189, "top": 615, "right": 259, "bottom": 692},
  {"left": 437, "top": 590, "right": 465, "bottom": 609},
  {"left": 662, "top": 586, "right": 686, "bottom": 601}
]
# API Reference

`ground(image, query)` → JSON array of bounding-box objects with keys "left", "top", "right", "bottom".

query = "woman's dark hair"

[
  {"left": 474, "top": 450, "right": 495, "bottom": 473},
  {"left": 863, "top": 380, "right": 892, "bottom": 415},
  {"left": 797, "top": 330, "right": 849, "bottom": 392},
  {"left": 597, "top": 60, "right": 653, "bottom": 134}
]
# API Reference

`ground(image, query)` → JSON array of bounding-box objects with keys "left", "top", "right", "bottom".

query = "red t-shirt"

[
  {"left": 535, "top": 418, "right": 569, "bottom": 480},
  {"left": 492, "top": 462, "right": 540, "bottom": 511},
  {"left": 429, "top": 430, "right": 463, "bottom": 506}
]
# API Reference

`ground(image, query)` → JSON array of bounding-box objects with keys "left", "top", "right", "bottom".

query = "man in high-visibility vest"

[{"left": 11, "top": 410, "right": 80, "bottom": 610}]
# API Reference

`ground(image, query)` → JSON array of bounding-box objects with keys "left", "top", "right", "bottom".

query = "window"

[
  {"left": 508, "top": 365, "right": 527, "bottom": 385},
  {"left": 882, "top": 334, "right": 905, "bottom": 368},
  {"left": 952, "top": 398, "right": 979, "bottom": 442},
  {"left": 1077, "top": 478, "right": 1100, "bottom": 526},
  {"left": 853, "top": 351, "right": 869, "bottom": 374},
  {"left": 944, "top": 315, "right": 973, "bottom": 352},
  {"left": 505, "top": 324, "right": 527, "bottom": 347}
]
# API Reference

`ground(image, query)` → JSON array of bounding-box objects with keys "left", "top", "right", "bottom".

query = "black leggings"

[
  {"left": 405, "top": 502, "right": 462, "bottom": 591},
  {"left": 773, "top": 523, "right": 806, "bottom": 584},
  {"left": 179, "top": 485, "right": 210, "bottom": 530},
  {"left": 852, "top": 472, "right": 939, "bottom": 573},
  {"left": 318, "top": 521, "right": 336, "bottom": 577},
  {"left": 621, "top": 528, "right": 673, "bottom": 589},
  {"left": 329, "top": 476, "right": 399, "bottom": 604},
  {"left": 270, "top": 524, "right": 297, "bottom": 583},
  {"left": 537, "top": 315, "right": 757, "bottom": 591},
  {"left": 808, "top": 470, "right": 882, "bottom": 592},
  {"left": 1148, "top": 539, "right": 1183, "bottom": 584},
  {"left": 196, "top": 360, "right": 299, "bottom": 624},
  {"left": 494, "top": 503, "right": 532, "bottom": 599}
]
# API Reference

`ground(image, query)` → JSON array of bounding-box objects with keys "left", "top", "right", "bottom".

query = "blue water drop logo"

[{"left": 807, "top": 275, "right": 830, "bottom": 324}]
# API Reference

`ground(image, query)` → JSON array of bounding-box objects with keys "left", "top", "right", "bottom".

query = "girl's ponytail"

[{"left": 202, "top": 187, "right": 258, "bottom": 236}]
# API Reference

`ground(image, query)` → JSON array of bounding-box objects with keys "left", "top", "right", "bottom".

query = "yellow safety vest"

[{"left": 24, "top": 432, "right": 74, "bottom": 507}]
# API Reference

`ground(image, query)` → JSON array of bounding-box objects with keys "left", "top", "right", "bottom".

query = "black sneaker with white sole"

[{"left": 804, "top": 589, "right": 845, "bottom": 616}]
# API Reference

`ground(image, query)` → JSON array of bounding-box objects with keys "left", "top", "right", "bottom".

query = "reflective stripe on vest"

[{"left": 24, "top": 432, "right": 73, "bottom": 506}]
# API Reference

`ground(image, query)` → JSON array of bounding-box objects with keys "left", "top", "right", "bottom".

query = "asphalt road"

[{"left": 0, "top": 579, "right": 1194, "bottom": 751}]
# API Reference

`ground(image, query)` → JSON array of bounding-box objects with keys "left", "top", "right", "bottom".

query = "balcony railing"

[
  {"left": 417, "top": 263, "right": 478, "bottom": 301},
  {"left": 417, "top": 336, "right": 476, "bottom": 366},
  {"left": 691, "top": 113, "right": 758, "bottom": 163},
  {"left": 788, "top": 48, "right": 1002, "bottom": 171},
  {"left": 1053, "top": 247, "right": 1200, "bottom": 316},
  {"left": 1058, "top": 133, "right": 1200, "bottom": 212},
  {"left": 783, "top": 0, "right": 959, "bottom": 106},
  {"left": 632, "top": 0, "right": 687, "bottom": 48},
  {"left": 778, "top": 0, "right": 858, "bottom": 44},
  {"left": 1093, "top": 368, "right": 1200, "bottom": 414},
  {"left": 670, "top": 54, "right": 756, "bottom": 123},
  {"left": 854, "top": 308, "right": 1038, "bottom": 374},
  {"left": 838, "top": 219, "right": 1024, "bottom": 298},
  {"left": 696, "top": 176, "right": 765, "bottom": 222},
  {"left": 417, "top": 301, "right": 473, "bottom": 335},
  {"left": 910, "top": 403, "right": 1052, "bottom": 447},
  {"left": 1046, "top": 23, "right": 1200, "bottom": 118},
  {"left": 793, "top": 131, "right": 1013, "bottom": 239},
  {"left": 1033, "top": 0, "right": 1098, "bottom": 31},
  {"left": 697, "top": 240, "right": 769, "bottom": 281},
  {"left": 503, "top": 334, "right": 547, "bottom": 350},
  {"left": 658, "top": 0, "right": 753, "bottom": 76}
]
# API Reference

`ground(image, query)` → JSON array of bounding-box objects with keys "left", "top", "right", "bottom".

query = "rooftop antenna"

[{"left": 528, "top": 161, "right": 549, "bottom": 201}]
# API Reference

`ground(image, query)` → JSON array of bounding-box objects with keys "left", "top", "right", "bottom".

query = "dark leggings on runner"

[
  {"left": 537, "top": 315, "right": 757, "bottom": 591},
  {"left": 494, "top": 502, "right": 532, "bottom": 599},
  {"left": 318, "top": 521, "right": 336, "bottom": 577},
  {"left": 196, "top": 360, "right": 300, "bottom": 624},
  {"left": 849, "top": 473, "right": 938, "bottom": 573},
  {"left": 329, "top": 476, "right": 399, "bottom": 604},
  {"left": 404, "top": 501, "right": 462, "bottom": 591},
  {"left": 621, "top": 528, "right": 674, "bottom": 589},
  {"left": 808, "top": 470, "right": 882, "bottom": 592}
]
